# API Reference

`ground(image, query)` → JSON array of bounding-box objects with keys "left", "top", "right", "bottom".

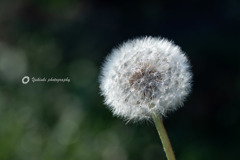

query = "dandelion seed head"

[{"left": 99, "top": 36, "right": 192, "bottom": 121}]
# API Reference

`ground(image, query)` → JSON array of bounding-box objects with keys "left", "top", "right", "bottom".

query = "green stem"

[{"left": 151, "top": 112, "right": 176, "bottom": 160}]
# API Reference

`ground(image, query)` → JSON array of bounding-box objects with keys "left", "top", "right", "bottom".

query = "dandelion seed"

[{"left": 99, "top": 36, "right": 192, "bottom": 122}]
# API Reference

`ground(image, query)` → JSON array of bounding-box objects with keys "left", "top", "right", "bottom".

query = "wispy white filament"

[{"left": 99, "top": 37, "right": 192, "bottom": 121}]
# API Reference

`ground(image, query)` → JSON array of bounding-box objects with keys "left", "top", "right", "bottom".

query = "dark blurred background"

[{"left": 0, "top": 0, "right": 240, "bottom": 160}]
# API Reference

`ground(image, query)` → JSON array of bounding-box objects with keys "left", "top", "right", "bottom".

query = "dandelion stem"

[{"left": 151, "top": 112, "right": 176, "bottom": 160}]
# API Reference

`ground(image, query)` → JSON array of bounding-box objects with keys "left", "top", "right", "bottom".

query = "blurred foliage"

[{"left": 0, "top": 0, "right": 240, "bottom": 160}]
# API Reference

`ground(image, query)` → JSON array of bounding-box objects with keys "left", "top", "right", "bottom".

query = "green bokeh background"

[{"left": 0, "top": 0, "right": 240, "bottom": 160}]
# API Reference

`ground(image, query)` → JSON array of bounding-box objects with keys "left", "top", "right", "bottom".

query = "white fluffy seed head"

[{"left": 99, "top": 36, "right": 192, "bottom": 122}]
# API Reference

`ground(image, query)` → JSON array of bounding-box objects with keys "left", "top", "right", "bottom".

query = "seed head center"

[{"left": 129, "top": 66, "right": 162, "bottom": 99}]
